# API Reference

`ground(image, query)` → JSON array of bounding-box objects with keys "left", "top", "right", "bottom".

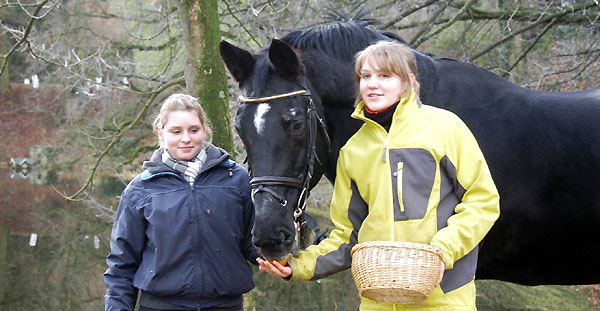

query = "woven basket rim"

[{"left": 350, "top": 241, "right": 443, "bottom": 259}]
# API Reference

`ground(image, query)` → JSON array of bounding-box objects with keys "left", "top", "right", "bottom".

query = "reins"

[{"left": 239, "top": 87, "right": 330, "bottom": 250}]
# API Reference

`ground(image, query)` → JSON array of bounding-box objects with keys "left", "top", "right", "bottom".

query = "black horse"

[{"left": 219, "top": 19, "right": 600, "bottom": 285}]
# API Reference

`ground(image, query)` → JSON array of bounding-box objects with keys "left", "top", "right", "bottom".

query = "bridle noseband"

[{"left": 239, "top": 88, "right": 330, "bottom": 222}]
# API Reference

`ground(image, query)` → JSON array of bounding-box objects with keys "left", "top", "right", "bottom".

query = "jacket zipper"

[
  {"left": 397, "top": 161, "right": 405, "bottom": 213},
  {"left": 189, "top": 184, "right": 205, "bottom": 298},
  {"left": 380, "top": 130, "right": 390, "bottom": 163}
]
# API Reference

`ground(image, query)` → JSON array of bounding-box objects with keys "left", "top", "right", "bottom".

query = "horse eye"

[{"left": 291, "top": 120, "right": 304, "bottom": 132}]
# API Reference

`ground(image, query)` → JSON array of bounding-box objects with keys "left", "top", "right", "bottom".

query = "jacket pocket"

[{"left": 389, "top": 148, "right": 436, "bottom": 221}]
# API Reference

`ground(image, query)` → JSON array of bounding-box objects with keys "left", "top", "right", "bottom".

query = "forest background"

[{"left": 1, "top": 0, "right": 599, "bottom": 310}]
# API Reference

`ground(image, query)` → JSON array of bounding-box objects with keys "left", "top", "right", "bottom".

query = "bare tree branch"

[
  {"left": 389, "top": 2, "right": 599, "bottom": 31},
  {"left": 469, "top": 1, "right": 598, "bottom": 62},
  {"left": 411, "top": 0, "right": 477, "bottom": 48},
  {"left": 0, "top": 1, "right": 40, "bottom": 9},
  {"left": 222, "top": 0, "right": 262, "bottom": 47},
  {"left": 503, "top": 17, "right": 558, "bottom": 77},
  {"left": 0, "top": 0, "right": 52, "bottom": 76},
  {"left": 380, "top": 0, "right": 440, "bottom": 30},
  {"left": 408, "top": 1, "right": 450, "bottom": 46},
  {"left": 451, "top": 1, "right": 600, "bottom": 24},
  {"left": 55, "top": 76, "right": 185, "bottom": 202}
]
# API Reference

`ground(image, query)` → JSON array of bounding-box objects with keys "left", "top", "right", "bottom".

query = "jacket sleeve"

[
  {"left": 104, "top": 185, "right": 146, "bottom": 311},
  {"left": 289, "top": 150, "right": 369, "bottom": 281},
  {"left": 429, "top": 117, "right": 500, "bottom": 269},
  {"left": 241, "top": 187, "right": 261, "bottom": 265}
]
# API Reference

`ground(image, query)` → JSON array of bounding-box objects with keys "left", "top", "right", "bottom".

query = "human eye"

[{"left": 361, "top": 73, "right": 370, "bottom": 79}]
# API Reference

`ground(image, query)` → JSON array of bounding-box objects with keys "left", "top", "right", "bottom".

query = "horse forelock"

[{"left": 246, "top": 56, "right": 271, "bottom": 93}]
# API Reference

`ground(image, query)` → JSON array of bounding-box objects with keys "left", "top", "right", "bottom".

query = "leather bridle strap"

[
  {"left": 249, "top": 176, "right": 303, "bottom": 207},
  {"left": 239, "top": 90, "right": 308, "bottom": 103},
  {"left": 239, "top": 88, "right": 327, "bottom": 221}
]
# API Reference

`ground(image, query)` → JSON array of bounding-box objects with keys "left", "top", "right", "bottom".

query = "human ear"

[
  {"left": 409, "top": 73, "right": 416, "bottom": 86},
  {"left": 157, "top": 128, "right": 165, "bottom": 147}
]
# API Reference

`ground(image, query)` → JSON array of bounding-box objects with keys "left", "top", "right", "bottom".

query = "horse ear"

[
  {"left": 219, "top": 40, "right": 255, "bottom": 84},
  {"left": 268, "top": 39, "right": 304, "bottom": 79}
]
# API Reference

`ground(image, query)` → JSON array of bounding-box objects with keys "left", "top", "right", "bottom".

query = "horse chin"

[{"left": 259, "top": 248, "right": 292, "bottom": 261}]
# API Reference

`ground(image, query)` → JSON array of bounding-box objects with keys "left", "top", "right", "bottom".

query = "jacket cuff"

[
  {"left": 288, "top": 257, "right": 306, "bottom": 282},
  {"left": 431, "top": 243, "right": 454, "bottom": 270}
]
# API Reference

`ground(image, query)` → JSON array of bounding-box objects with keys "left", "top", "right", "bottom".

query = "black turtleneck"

[{"left": 364, "top": 101, "right": 399, "bottom": 132}]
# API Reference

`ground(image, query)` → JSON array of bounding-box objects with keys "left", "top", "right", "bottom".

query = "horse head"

[{"left": 220, "top": 39, "right": 329, "bottom": 260}]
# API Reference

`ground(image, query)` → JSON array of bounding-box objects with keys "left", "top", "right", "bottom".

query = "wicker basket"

[{"left": 350, "top": 241, "right": 443, "bottom": 304}]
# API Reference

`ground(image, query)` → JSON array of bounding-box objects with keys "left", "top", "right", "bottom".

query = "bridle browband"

[
  {"left": 239, "top": 88, "right": 331, "bottom": 222},
  {"left": 238, "top": 90, "right": 308, "bottom": 103}
]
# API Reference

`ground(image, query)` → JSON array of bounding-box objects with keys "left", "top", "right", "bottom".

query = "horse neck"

[
  {"left": 302, "top": 50, "right": 358, "bottom": 109},
  {"left": 304, "top": 72, "right": 363, "bottom": 185},
  {"left": 414, "top": 52, "right": 438, "bottom": 106}
]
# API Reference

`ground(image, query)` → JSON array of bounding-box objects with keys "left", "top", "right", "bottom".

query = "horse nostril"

[
  {"left": 253, "top": 231, "right": 284, "bottom": 247},
  {"left": 253, "top": 230, "right": 294, "bottom": 248},
  {"left": 282, "top": 232, "right": 293, "bottom": 244}
]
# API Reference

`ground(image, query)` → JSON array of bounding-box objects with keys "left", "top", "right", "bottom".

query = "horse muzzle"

[
  {"left": 252, "top": 222, "right": 295, "bottom": 260},
  {"left": 249, "top": 177, "right": 305, "bottom": 260}
]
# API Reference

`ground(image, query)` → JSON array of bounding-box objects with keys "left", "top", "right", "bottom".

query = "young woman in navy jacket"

[{"left": 104, "top": 94, "right": 259, "bottom": 311}]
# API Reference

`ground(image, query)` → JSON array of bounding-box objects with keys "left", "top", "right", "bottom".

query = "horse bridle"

[{"left": 239, "top": 88, "right": 331, "bottom": 223}]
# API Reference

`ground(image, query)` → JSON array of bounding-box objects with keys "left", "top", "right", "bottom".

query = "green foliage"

[{"left": 476, "top": 280, "right": 594, "bottom": 311}]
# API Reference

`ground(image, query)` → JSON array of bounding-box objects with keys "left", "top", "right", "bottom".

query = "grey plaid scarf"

[{"left": 161, "top": 147, "right": 207, "bottom": 185}]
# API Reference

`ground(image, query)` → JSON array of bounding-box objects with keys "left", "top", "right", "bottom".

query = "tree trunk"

[
  {"left": 0, "top": 224, "right": 7, "bottom": 304},
  {"left": 0, "top": 33, "right": 9, "bottom": 96},
  {"left": 175, "top": 0, "right": 234, "bottom": 155}
]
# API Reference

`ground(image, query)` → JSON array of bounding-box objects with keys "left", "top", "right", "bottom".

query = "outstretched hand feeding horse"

[{"left": 220, "top": 19, "right": 600, "bottom": 286}]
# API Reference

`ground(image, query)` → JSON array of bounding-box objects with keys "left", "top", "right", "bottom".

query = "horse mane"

[
  {"left": 279, "top": 19, "right": 390, "bottom": 62},
  {"left": 248, "top": 18, "right": 391, "bottom": 93}
]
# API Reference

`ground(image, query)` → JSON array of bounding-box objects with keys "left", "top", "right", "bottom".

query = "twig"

[
  {"left": 503, "top": 18, "right": 558, "bottom": 77},
  {"left": 382, "top": 0, "right": 440, "bottom": 30},
  {"left": 469, "top": 1, "right": 598, "bottom": 62},
  {"left": 54, "top": 77, "right": 185, "bottom": 202},
  {"left": 412, "top": 0, "right": 478, "bottom": 48},
  {"left": 409, "top": 0, "right": 450, "bottom": 47},
  {"left": 0, "top": 0, "right": 52, "bottom": 77},
  {"left": 222, "top": 0, "right": 261, "bottom": 47}
]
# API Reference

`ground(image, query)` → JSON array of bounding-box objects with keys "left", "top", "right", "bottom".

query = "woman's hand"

[{"left": 257, "top": 258, "right": 292, "bottom": 278}]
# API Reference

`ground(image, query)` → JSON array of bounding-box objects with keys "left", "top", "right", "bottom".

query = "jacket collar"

[
  {"left": 141, "top": 142, "right": 233, "bottom": 181},
  {"left": 352, "top": 89, "right": 420, "bottom": 131}
]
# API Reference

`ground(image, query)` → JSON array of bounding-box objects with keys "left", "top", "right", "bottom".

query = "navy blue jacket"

[{"left": 104, "top": 143, "right": 258, "bottom": 311}]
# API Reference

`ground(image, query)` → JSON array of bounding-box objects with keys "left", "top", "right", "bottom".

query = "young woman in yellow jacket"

[{"left": 258, "top": 41, "right": 500, "bottom": 311}]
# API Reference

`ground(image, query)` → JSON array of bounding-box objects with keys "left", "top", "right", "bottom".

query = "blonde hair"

[
  {"left": 153, "top": 94, "right": 212, "bottom": 145},
  {"left": 354, "top": 41, "right": 420, "bottom": 106}
]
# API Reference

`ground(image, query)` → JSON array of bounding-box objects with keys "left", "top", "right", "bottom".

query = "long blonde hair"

[
  {"left": 153, "top": 94, "right": 212, "bottom": 146},
  {"left": 354, "top": 41, "right": 420, "bottom": 106}
]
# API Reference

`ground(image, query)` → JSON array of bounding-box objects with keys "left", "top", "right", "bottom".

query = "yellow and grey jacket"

[{"left": 289, "top": 90, "right": 500, "bottom": 310}]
